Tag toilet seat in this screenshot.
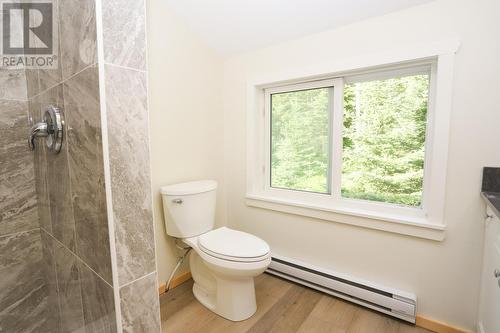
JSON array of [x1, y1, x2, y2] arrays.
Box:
[[198, 227, 270, 263]]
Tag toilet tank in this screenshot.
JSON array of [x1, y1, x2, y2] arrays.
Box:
[[160, 180, 217, 238]]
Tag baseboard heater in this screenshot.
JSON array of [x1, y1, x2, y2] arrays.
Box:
[[266, 255, 417, 323]]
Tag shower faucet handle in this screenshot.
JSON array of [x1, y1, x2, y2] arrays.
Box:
[[28, 122, 48, 150], [28, 105, 64, 154]]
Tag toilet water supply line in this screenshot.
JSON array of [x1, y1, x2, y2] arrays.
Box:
[[166, 239, 191, 292]]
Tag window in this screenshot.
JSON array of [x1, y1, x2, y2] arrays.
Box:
[[341, 70, 430, 207], [247, 51, 456, 239], [266, 66, 431, 209], [271, 86, 332, 194]]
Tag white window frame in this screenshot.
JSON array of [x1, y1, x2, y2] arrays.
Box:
[[246, 39, 459, 241]]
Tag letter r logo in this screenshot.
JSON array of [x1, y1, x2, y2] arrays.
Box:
[[2, 2, 53, 55]]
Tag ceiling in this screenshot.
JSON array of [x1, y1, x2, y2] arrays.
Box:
[[163, 0, 434, 57]]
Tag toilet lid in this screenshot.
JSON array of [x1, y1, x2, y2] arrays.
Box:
[[198, 227, 270, 262]]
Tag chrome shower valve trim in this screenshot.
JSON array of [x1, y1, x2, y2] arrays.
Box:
[[29, 105, 64, 154]]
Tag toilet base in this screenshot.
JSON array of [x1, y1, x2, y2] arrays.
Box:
[[189, 249, 266, 322], [192, 279, 257, 321]]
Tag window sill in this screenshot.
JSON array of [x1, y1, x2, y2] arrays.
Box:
[[245, 193, 446, 241]]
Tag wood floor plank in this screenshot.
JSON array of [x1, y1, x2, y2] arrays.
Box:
[[246, 283, 306, 333], [297, 295, 357, 333], [268, 286, 323, 333], [160, 279, 194, 321], [160, 274, 433, 333], [298, 317, 348, 333], [346, 306, 399, 333], [162, 296, 219, 332]]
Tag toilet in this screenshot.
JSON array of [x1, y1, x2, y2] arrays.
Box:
[[161, 180, 271, 321]]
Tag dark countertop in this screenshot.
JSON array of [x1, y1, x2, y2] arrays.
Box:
[[481, 192, 500, 219], [481, 167, 500, 219]]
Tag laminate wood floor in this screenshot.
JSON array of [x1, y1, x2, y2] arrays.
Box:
[[160, 273, 432, 333]]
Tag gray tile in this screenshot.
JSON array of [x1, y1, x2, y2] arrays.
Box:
[[64, 65, 113, 284], [0, 229, 57, 332], [102, 0, 146, 70], [34, 148, 52, 233], [0, 98, 29, 143], [0, 69, 27, 100], [78, 261, 116, 333], [120, 273, 160, 333], [54, 241, 85, 333], [59, 0, 97, 80], [40, 230, 63, 333], [105, 65, 155, 285], [38, 85, 77, 251], [37, 0, 63, 93], [25, 68, 40, 99], [0, 99, 38, 236]]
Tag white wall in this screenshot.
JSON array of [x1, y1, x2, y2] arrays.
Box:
[[147, 2, 225, 284], [222, 0, 500, 330]]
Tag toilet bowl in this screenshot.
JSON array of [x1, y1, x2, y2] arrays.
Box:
[[184, 227, 270, 321], [161, 180, 271, 321]]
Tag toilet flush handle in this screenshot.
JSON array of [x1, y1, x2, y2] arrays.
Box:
[[172, 198, 183, 204]]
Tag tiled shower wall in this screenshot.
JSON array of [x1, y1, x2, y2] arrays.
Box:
[[25, 0, 160, 331], [27, 0, 116, 331], [0, 69, 55, 331], [100, 0, 161, 330], [0, 0, 159, 331]]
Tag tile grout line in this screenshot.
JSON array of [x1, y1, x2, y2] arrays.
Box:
[[28, 62, 93, 100], [40, 226, 114, 289], [119, 270, 156, 289], [27, 62, 98, 101], [27, 59, 145, 103], [103, 61, 146, 74]]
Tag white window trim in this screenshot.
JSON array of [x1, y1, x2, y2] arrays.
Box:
[[246, 38, 459, 241]]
